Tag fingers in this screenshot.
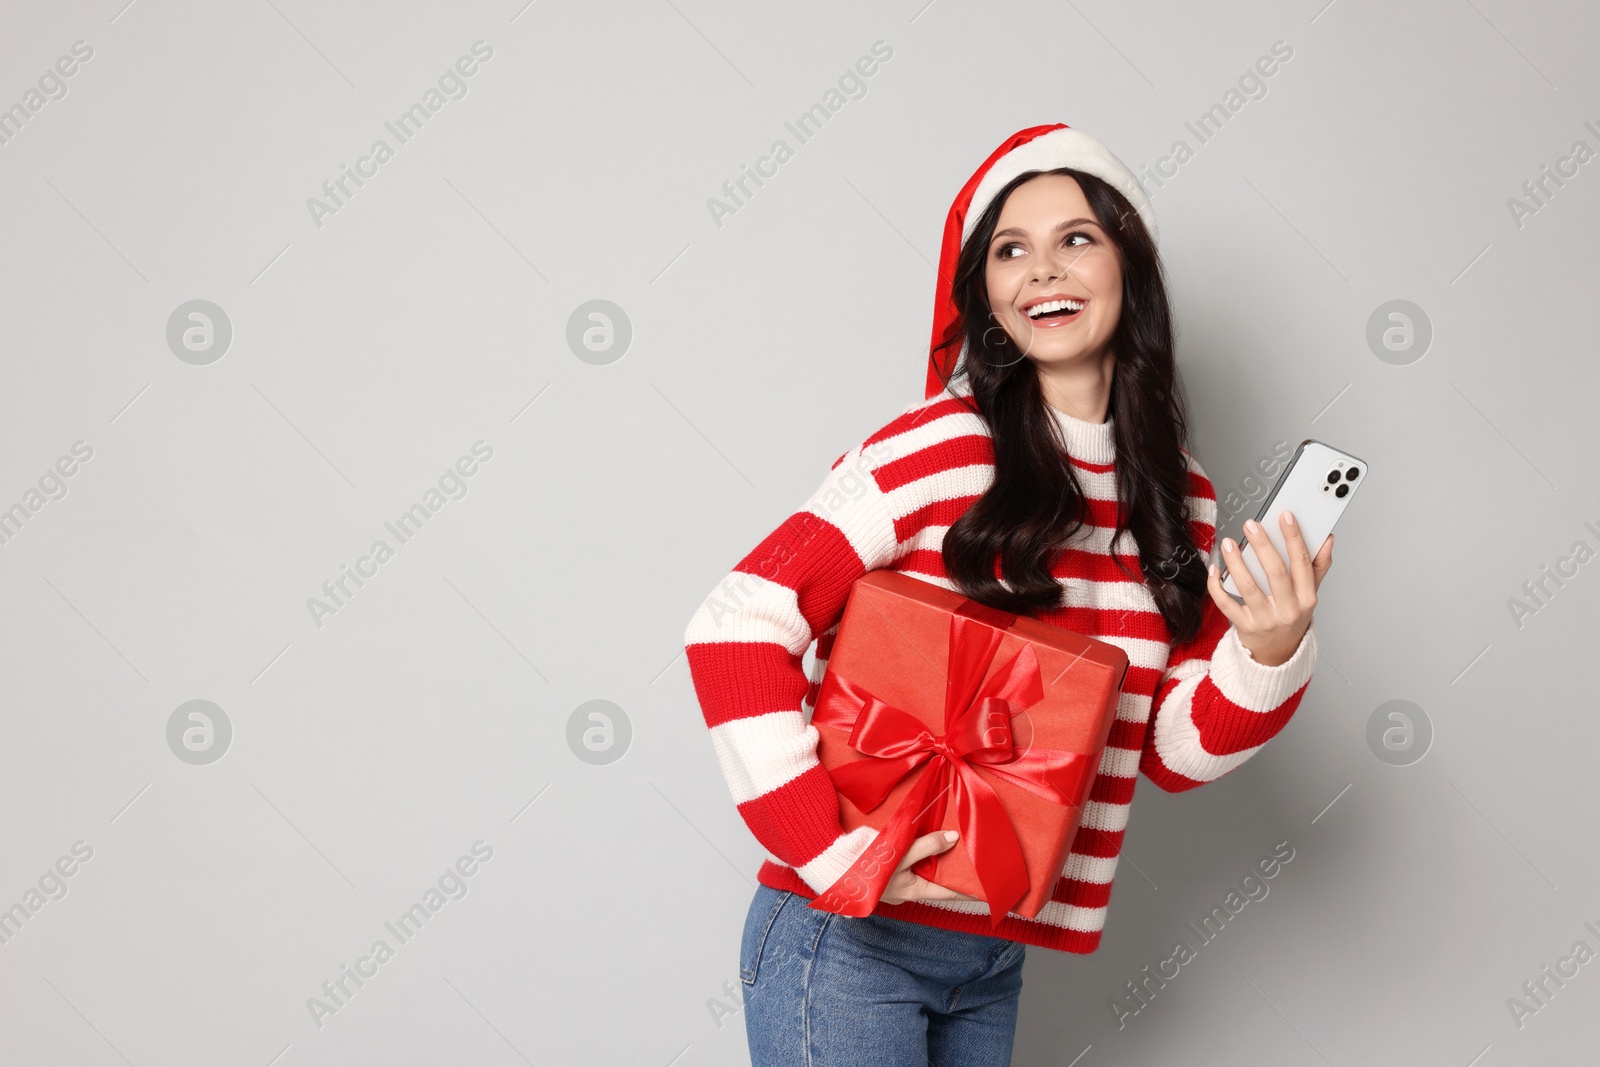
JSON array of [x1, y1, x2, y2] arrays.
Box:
[[1240, 517, 1294, 602], [898, 829, 959, 872], [883, 831, 980, 905], [1205, 560, 1244, 623], [1277, 511, 1317, 602], [884, 873, 981, 905], [880, 870, 912, 904], [882, 831, 958, 904], [917, 878, 983, 902], [1218, 534, 1269, 610], [1310, 532, 1334, 590]]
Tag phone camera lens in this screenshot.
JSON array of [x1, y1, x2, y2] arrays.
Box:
[[1335, 483, 1349, 498], [1345, 466, 1360, 481], [1326, 470, 1341, 485]]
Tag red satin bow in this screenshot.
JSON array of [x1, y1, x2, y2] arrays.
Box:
[[808, 602, 1097, 928]]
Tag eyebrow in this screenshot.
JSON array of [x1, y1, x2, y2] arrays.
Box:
[[990, 217, 1101, 243]]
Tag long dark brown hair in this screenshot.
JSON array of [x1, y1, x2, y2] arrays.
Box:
[[932, 167, 1207, 645]]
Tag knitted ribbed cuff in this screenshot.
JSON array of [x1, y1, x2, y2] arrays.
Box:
[[795, 825, 881, 895], [1209, 623, 1318, 711]]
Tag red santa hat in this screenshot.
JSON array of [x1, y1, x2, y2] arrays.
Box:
[[925, 123, 1158, 400]]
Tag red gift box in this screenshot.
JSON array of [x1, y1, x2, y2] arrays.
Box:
[[808, 569, 1129, 927]]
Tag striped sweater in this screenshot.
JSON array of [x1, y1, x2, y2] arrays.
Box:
[[682, 381, 1318, 953]]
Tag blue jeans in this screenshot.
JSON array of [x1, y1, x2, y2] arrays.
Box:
[[740, 883, 1026, 1066]]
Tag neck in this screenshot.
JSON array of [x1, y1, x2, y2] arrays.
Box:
[[1035, 357, 1114, 425], [942, 368, 1116, 464]]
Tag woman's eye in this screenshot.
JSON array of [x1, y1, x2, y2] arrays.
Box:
[[997, 232, 1092, 259]]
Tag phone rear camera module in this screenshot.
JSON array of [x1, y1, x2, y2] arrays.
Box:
[[1345, 466, 1360, 481], [1335, 483, 1349, 498], [1326, 469, 1341, 485]]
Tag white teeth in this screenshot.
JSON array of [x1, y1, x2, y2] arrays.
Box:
[[1026, 298, 1085, 319]]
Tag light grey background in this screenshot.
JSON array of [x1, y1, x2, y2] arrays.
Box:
[[1, 0, 1595, 1064]]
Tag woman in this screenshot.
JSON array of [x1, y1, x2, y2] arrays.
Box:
[[682, 123, 1333, 1066]]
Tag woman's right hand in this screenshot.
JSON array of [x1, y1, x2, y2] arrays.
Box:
[[879, 830, 985, 905]]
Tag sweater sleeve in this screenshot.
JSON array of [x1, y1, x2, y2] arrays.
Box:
[[683, 436, 901, 894], [1138, 458, 1319, 792]]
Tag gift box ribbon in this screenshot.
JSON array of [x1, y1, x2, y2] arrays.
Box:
[[808, 596, 1100, 928]]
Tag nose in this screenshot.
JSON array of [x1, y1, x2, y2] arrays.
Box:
[[1031, 243, 1068, 285]]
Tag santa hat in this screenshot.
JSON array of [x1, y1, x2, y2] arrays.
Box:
[[925, 123, 1158, 400]]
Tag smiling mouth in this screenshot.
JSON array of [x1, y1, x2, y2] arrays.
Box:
[[1022, 297, 1086, 325]]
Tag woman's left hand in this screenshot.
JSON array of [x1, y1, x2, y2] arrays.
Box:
[[1207, 511, 1333, 667]]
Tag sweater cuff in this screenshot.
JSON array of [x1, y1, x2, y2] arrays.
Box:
[[794, 825, 880, 896], [1210, 623, 1318, 711]]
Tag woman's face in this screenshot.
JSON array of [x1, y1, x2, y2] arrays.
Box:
[[982, 173, 1123, 372]]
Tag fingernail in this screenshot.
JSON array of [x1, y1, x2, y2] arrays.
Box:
[[944, 831, 959, 843], [1283, 511, 1296, 526], [1209, 563, 1218, 578], [1222, 537, 1236, 553], [1244, 519, 1260, 535]]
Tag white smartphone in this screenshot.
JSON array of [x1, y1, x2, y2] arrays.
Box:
[[1221, 439, 1367, 598]]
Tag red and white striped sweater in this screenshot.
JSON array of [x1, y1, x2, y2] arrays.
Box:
[[683, 380, 1318, 953]]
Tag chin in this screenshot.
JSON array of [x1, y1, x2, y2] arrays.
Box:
[[1028, 341, 1096, 364]]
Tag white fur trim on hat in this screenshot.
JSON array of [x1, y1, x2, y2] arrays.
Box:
[[960, 127, 1157, 246]]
